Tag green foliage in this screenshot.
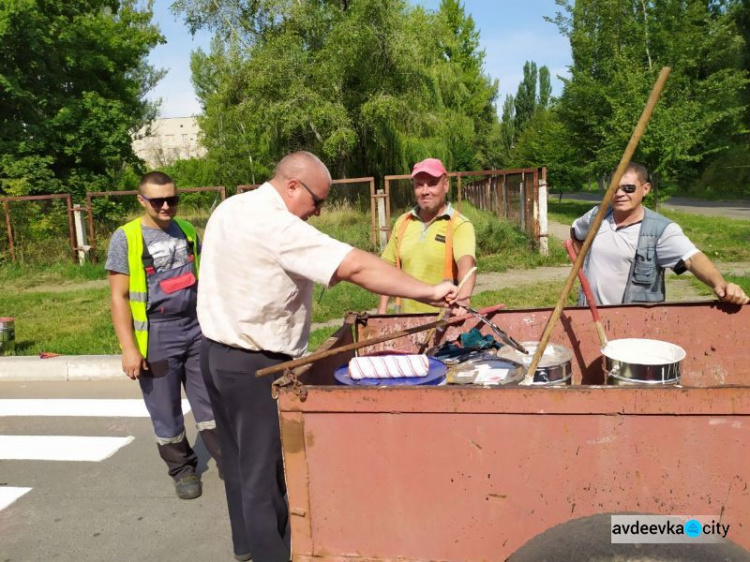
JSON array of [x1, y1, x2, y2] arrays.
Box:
[[0, 1, 164, 197], [549, 0, 749, 188], [172, 0, 501, 182], [514, 61, 538, 132], [162, 157, 223, 189], [690, 144, 750, 198], [499, 61, 557, 176]]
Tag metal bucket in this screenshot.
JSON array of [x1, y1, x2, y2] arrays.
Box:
[[0, 317, 15, 356], [602, 338, 685, 386], [497, 341, 573, 386]]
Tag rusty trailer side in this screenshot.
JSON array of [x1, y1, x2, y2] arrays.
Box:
[[278, 302, 750, 561]]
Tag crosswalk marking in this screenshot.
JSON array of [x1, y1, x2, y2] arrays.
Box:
[[0, 399, 191, 417], [0, 436, 135, 461], [0, 487, 32, 511]]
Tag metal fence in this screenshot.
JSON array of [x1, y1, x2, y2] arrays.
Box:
[[0, 168, 547, 264], [460, 167, 546, 247], [0, 194, 77, 264]]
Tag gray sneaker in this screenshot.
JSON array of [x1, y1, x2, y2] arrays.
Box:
[[174, 474, 201, 500]]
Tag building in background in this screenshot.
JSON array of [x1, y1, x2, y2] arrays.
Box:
[[132, 117, 206, 168]]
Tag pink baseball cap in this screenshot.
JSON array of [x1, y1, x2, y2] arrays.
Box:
[[410, 158, 447, 178]]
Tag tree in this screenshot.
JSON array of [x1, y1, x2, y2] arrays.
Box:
[[173, 0, 501, 185], [514, 61, 538, 132], [499, 62, 553, 169], [499, 94, 516, 164], [0, 1, 164, 196], [539, 66, 552, 108], [438, 0, 501, 169], [550, 0, 748, 190]]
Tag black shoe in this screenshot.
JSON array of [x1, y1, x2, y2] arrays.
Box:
[[234, 554, 251, 561], [174, 474, 202, 500]]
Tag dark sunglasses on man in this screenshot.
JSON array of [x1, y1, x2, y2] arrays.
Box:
[[296, 178, 325, 209], [617, 184, 637, 194], [141, 194, 180, 208]]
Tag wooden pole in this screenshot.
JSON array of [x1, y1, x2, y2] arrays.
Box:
[[522, 67, 671, 384], [256, 309, 476, 378]]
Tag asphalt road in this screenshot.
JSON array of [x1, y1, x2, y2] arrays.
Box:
[[560, 192, 750, 221], [0, 380, 234, 562]]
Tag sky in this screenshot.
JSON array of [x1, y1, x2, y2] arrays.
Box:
[[146, 0, 572, 118]]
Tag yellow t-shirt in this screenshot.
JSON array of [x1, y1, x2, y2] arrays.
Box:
[[381, 205, 476, 313]]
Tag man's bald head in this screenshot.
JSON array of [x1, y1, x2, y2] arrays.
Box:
[[273, 151, 332, 185], [270, 151, 332, 221]]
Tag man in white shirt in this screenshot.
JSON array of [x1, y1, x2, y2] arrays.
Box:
[[197, 151, 457, 562], [571, 162, 748, 306]]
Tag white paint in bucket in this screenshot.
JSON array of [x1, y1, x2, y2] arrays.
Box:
[[601, 338, 686, 365]]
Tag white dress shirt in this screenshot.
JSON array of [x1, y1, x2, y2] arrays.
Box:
[[197, 182, 353, 357]]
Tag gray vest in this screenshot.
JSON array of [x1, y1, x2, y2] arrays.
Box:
[[580, 207, 673, 305]]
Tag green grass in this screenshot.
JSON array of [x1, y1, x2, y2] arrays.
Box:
[[308, 326, 341, 352], [312, 282, 378, 323], [0, 287, 119, 355], [547, 200, 594, 226], [689, 273, 750, 297], [0, 261, 106, 290], [472, 280, 578, 310]]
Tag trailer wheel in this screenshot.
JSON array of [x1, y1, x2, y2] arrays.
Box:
[[507, 514, 750, 562]]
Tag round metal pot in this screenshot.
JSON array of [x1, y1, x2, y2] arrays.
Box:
[[602, 338, 685, 386], [497, 341, 573, 386]]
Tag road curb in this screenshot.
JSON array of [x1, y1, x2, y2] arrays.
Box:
[[0, 355, 123, 381]]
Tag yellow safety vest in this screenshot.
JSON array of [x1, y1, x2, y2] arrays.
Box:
[[120, 218, 200, 357]]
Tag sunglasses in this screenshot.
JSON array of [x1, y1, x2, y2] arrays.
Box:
[[617, 184, 638, 194], [297, 179, 325, 209], [141, 194, 180, 208]]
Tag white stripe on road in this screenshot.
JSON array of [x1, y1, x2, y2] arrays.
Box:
[[0, 487, 32, 511], [0, 436, 135, 461], [0, 399, 191, 417]]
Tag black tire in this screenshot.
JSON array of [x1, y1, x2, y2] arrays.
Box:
[[507, 514, 750, 562]]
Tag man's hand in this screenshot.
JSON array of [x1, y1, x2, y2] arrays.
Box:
[[714, 282, 749, 305], [449, 296, 471, 316], [121, 348, 148, 380], [425, 280, 458, 308]]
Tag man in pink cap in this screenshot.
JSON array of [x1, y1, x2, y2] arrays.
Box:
[[378, 158, 477, 313]]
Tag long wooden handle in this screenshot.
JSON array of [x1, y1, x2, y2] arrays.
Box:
[[256, 308, 466, 378], [522, 67, 671, 384], [257, 302, 505, 378], [565, 239, 608, 349]]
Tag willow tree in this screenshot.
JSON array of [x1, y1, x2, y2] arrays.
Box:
[[173, 0, 500, 185]]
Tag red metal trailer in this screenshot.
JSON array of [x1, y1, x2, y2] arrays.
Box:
[[276, 302, 750, 561]]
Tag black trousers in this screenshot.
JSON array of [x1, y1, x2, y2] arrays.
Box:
[[201, 337, 290, 562]]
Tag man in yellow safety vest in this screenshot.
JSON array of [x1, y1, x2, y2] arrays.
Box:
[[106, 171, 221, 500]]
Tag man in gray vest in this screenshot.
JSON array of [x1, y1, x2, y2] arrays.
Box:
[[570, 162, 748, 306]]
